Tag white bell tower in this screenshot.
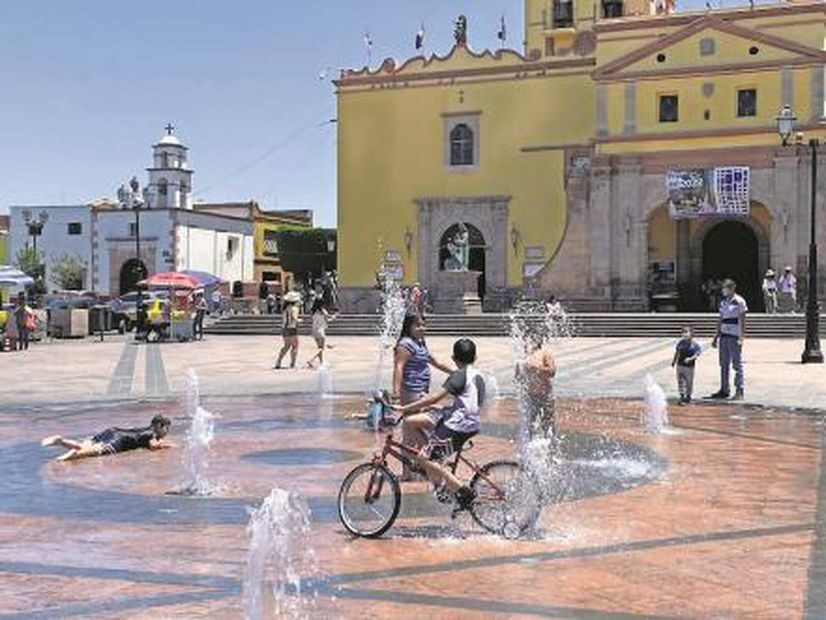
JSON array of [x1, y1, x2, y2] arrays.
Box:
[[146, 124, 194, 209]]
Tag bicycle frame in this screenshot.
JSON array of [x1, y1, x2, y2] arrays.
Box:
[[363, 427, 511, 504]]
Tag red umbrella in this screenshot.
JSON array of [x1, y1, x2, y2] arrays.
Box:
[[138, 272, 201, 290]]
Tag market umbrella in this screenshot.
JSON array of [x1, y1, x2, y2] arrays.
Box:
[[179, 270, 225, 288], [0, 265, 34, 288], [138, 272, 200, 290]]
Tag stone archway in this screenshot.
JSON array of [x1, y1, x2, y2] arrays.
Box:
[[690, 210, 770, 312], [438, 223, 487, 299], [119, 258, 147, 295], [416, 195, 510, 311]]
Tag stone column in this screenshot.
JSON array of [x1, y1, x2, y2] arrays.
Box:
[[676, 219, 691, 309], [588, 157, 613, 306]]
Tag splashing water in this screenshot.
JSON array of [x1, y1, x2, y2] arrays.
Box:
[[318, 364, 333, 398], [643, 374, 669, 433], [181, 404, 217, 496], [185, 367, 200, 419], [372, 275, 407, 390], [243, 488, 317, 620], [483, 372, 502, 401], [175, 368, 218, 496], [507, 300, 571, 502]]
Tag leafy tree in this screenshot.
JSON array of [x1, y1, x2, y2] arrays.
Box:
[[50, 254, 87, 291], [15, 246, 46, 294], [275, 227, 337, 284]]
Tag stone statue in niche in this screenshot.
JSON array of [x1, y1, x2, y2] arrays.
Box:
[[444, 223, 470, 271], [454, 15, 468, 46]]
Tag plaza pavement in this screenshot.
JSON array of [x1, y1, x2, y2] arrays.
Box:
[[1, 333, 824, 411], [1, 333, 825, 618]]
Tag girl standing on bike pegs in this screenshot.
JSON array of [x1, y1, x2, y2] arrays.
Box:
[[393, 338, 485, 510]]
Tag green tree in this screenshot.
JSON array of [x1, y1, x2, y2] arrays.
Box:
[[15, 246, 46, 294], [275, 227, 337, 284], [50, 254, 87, 291]]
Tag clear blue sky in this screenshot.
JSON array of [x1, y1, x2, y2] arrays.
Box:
[[0, 0, 745, 226]]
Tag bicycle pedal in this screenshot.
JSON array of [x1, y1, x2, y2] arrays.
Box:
[[434, 489, 452, 504]]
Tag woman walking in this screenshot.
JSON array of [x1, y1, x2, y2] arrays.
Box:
[[306, 298, 334, 368], [391, 313, 453, 479], [275, 291, 301, 369]]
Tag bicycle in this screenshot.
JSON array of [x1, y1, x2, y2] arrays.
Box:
[[337, 399, 541, 539]]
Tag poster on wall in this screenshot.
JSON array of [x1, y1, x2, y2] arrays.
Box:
[[666, 167, 750, 219]]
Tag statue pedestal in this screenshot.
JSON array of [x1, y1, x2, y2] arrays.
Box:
[[432, 270, 482, 314]]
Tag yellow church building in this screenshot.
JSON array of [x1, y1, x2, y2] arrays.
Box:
[[335, 0, 826, 312]]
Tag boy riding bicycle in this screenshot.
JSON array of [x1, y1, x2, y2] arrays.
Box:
[[393, 338, 485, 510]]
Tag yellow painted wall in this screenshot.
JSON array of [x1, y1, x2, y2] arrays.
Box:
[[338, 1, 825, 291], [338, 72, 594, 287], [600, 64, 823, 152]]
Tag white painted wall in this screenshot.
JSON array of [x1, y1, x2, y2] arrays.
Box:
[[175, 225, 254, 283], [8, 205, 93, 290], [95, 209, 174, 295]]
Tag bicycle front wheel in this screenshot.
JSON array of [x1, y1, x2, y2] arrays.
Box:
[[469, 460, 541, 539], [337, 463, 401, 538]]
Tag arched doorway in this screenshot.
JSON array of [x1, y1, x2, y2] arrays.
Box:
[[439, 223, 486, 299], [119, 259, 147, 295], [702, 221, 761, 311]]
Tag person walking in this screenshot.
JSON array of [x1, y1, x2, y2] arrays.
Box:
[[275, 291, 301, 369], [193, 293, 208, 341], [710, 279, 748, 400], [778, 266, 797, 313], [14, 294, 33, 351], [391, 313, 453, 479], [762, 269, 778, 314], [671, 326, 701, 405], [305, 298, 334, 368]]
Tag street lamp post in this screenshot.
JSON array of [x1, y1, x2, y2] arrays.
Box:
[[22, 210, 49, 290], [776, 107, 823, 364], [802, 139, 823, 363], [118, 177, 148, 340]]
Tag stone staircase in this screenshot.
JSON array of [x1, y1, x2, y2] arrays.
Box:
[[205, 313, 826, 338]]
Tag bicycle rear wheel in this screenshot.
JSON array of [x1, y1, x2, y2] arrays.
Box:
[[469, 460, 541, 539], [338, 463, 401, 538]]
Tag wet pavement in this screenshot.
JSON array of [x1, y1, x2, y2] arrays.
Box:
[[0, 392, 824, 618]]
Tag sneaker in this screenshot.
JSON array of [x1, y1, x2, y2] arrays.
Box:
[[732, 390, 745, 400], [454, 485, 477, 510], [709, 390, 730, 399]]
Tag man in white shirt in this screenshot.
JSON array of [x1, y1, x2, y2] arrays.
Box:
[[711, 279, 748, 400], [761, 269, 777, 314]]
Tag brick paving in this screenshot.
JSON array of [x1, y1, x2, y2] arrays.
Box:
[[0, 334, 824, 618]]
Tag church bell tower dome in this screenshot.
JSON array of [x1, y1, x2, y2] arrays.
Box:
[[146, 124, 194, 210]]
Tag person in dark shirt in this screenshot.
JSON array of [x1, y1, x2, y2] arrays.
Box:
[[671, 326, 702, 405], [41, 415, 173, 462]]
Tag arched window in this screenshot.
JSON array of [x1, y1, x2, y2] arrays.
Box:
[[450, 124, 474, 166], [160, 152, 169, 168]]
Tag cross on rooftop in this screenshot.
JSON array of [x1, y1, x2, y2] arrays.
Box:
[[165, 123, 175, 135]]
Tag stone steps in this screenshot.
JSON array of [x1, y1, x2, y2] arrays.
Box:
[[205, 313, 826, 338]]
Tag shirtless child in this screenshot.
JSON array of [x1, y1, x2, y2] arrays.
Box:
[[515, 332, 557, 440], [41, 415, 173, 462]]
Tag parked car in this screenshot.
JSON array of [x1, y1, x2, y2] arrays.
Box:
[[110, 291, 168, 332]]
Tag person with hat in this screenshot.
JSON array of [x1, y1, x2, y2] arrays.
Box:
[[778, 266, 797, 313], [710, 279, 748, 400], [275, 290, 302, 369], [761, 269, 778, 314]]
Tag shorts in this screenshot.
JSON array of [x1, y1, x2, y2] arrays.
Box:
[[282, 327, 298, 338], [422, 419, 477, 462], [311, 329, 326, 341]]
